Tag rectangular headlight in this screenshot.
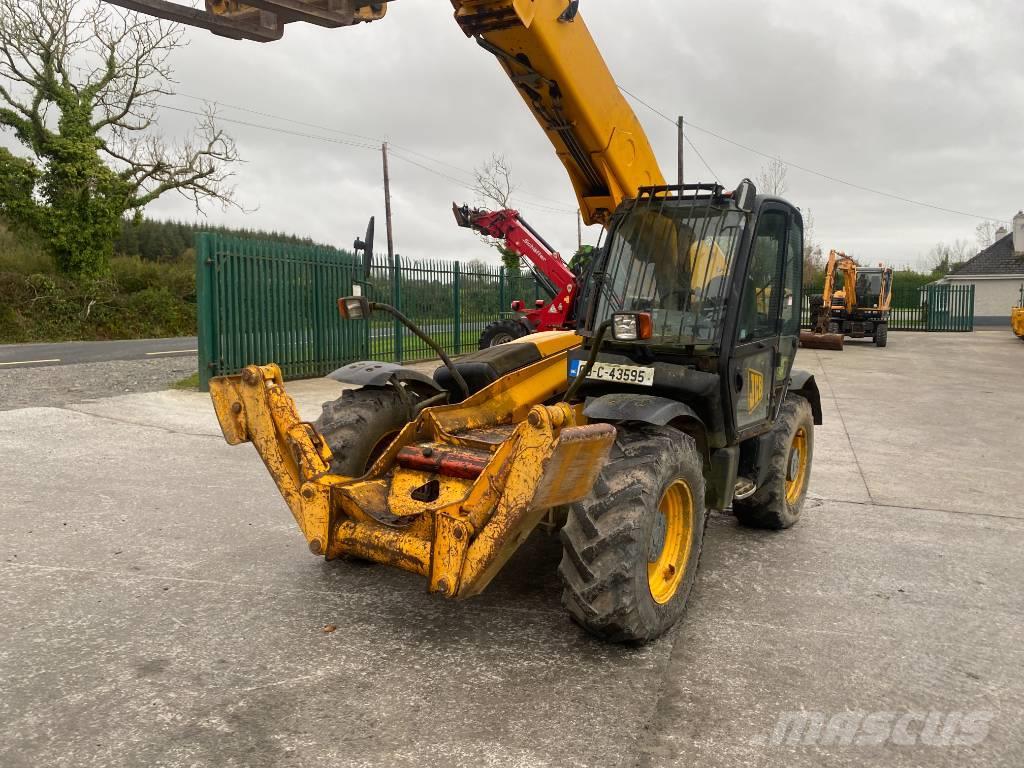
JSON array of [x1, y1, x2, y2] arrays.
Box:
[[612, 313, 638, 340], [611, 312, 653, 341]]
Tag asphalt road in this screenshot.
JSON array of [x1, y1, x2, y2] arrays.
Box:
[[0, 336, 198, 368], [1, 332, 1021, 767]]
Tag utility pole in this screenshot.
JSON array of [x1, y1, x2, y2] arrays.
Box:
[[677, 115, 684, 188], [577, 209, 582, 250], [382, 141, 395, 268]]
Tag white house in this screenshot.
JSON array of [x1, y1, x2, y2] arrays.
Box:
[[938, 211, 1024, 326]]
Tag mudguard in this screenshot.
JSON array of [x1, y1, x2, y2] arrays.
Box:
[[583, 393, 709, 460], [327, 361, 445, 393], [788, 370, 823, 425]]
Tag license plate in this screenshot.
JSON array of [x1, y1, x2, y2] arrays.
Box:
[[568, 359, 655, 386]]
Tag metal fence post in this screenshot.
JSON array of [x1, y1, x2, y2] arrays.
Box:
[[452, 260, 462, 353], [195, 232, 218, 392], [393, 254, 403, 363], [499, 266, 506, 313], [967, 285, 975, 332]]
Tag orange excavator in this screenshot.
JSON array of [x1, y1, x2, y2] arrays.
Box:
[[801, 250, 893, 350]]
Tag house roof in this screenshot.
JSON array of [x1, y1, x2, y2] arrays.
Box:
[[951, 232, 1024, 276]]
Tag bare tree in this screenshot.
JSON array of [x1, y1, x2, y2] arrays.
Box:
[[473, 153, 516, 209], [757, 157, 788, 196], [0, 0, 239, 275], [472, 153, 519, 272], [975, 220, 1000, 250], [801, 208, 825, 284], [928, 239, 972, 276]]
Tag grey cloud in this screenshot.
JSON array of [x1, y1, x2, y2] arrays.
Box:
[[15, 0, 1019, 269]]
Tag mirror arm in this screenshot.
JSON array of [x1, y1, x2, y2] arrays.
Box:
[[561, 320, 612, 404]]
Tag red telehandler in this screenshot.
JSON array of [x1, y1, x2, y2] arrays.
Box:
[[454, 204, 580, 348]]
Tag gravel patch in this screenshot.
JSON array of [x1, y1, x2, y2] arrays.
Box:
[[0, 356, 197, 411]]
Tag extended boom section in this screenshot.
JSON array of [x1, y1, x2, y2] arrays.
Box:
[[209, 335, 615, 599], [104, 0, 665, 224]]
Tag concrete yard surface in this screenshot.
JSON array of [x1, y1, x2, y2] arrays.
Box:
[[1, 332, 1022, 767]]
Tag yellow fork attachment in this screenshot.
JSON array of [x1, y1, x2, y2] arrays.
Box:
[[209, 344, 615, 599]]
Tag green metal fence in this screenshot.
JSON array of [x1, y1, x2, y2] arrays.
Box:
[[196, 233, 551, 390], [800, 284, 974, 332]]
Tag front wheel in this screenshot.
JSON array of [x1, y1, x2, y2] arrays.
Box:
[[874, 323, 888, 347], [559, 425, 707, 643], [478, 318, 530, 349], [314, 387, 415, 477], [734, 395, 814, 529]]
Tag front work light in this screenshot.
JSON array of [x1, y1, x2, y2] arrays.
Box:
[[611, 312, 653, 341], [338, 296, 372, 320]]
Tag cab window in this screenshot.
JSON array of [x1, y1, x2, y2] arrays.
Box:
[[737, 210, 787, 343]]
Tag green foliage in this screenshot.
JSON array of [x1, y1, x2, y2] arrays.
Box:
[[171, 372, 200, 390], [1, 91, 133, 277], [0, 0, 238, 278], [497, 244, 520, 275], [0, 243, 197, 343], [0, 148, 40, 228], [806, 266, 937, 294], [113, 217, 327, 262]]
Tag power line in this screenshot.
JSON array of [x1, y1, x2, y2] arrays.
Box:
[[160, 103, 578, 217], [617, 86, 718, 181], [160, 104, 380, 151], [171, 91, 578, 212], [618, 84, 1011, 226]]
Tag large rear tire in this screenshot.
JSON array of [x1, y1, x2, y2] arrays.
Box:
[[478, 318, 529, 349], [559, 425, 707, 643], [314, 388, 412, 476], [734, 396, 814, 529]]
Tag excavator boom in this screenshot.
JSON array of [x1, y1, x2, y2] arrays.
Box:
[[106, 0, 665, 224]]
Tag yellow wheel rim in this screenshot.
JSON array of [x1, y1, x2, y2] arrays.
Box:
[[785, 427, 809, 504], [647, 480, 695, 605]]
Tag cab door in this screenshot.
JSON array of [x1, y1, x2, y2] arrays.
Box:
[[729, 205, 803, 436]]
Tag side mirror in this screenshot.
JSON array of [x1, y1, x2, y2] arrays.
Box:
[[353, 216, 375, 277], [733, 179, 757, 212], [338, 296, 372, 320]]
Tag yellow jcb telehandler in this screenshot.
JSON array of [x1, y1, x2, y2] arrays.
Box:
[[111, 0, 822, 642]]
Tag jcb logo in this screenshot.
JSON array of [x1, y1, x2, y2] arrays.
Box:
[[747, 369, 765, 413]]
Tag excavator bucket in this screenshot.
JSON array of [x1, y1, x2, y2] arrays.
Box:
[[104, 0, 391, 42], [799, 330, 844, 351]]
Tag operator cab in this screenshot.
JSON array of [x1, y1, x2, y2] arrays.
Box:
[[570, 181, 809, 446], [853, 268, 891, 310]]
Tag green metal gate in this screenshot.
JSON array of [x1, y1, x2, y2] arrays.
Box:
[[800, 284, 974, 333], [195, 233, 366, 390], [196, 233, 551, 390], [922, 284, 974, 332]]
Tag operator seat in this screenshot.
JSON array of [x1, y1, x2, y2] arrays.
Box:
[[434, 342, 542, 397]]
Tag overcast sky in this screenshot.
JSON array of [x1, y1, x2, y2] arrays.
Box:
[[139, 0, 1024, 269]]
